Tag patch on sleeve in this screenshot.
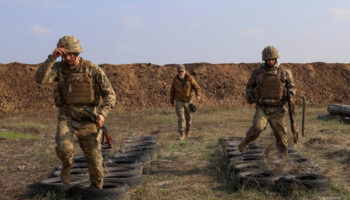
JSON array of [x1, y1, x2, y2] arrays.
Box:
[[102, 75, 112, 87]]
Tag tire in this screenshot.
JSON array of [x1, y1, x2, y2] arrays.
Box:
[[124, 137, 157, 144], [104, 166, 139, 173], [247, 143, 261, 150], [101, 147, 112, 157], [55, 162, 88, 170], [104, 169, 139, 177], [227, 154, 264, 163], [243, 149, 263, 155], [238, 170, 279, 189], [125, 147, 159, 160], [36, 176, 85, 192], [294, 158, 312, 164], [51, 168, 89, 177], [295, 174, 331, 191], [113, 152, 151, 164], [232, 161, 265, 177], [104, 158, 143, 169], [225, 147, 237, 153], [125, 142, 160, 151], [104, 174, 143, 189], [125, 140, 158, 146], [223, 141, 240, 148], [229, 158, 266, 168], [74, 156, 87, 163], [73, 180, 129, 200], [226, 151, 242, 159]]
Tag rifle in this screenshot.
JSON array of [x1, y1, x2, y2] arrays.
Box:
[[85, 109, 113, 148], [287, 92, 298, 144]]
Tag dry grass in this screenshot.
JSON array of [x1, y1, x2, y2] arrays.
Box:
[[1, 106, 350, 199]]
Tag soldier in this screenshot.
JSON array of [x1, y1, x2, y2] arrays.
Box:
[[238, 46, 296, 158], [170, 64, 201, 141], [35, 36, 116, 189]]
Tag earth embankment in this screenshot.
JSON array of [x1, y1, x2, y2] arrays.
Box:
[[1, 62, 350, 112]]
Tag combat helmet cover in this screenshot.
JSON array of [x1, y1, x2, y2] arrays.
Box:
[[57, 35, 82, 53], [262, 46, 280, 61]]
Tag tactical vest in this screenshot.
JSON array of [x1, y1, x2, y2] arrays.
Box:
[[260, 67, 285, 105], [56, 62, 95, 106]]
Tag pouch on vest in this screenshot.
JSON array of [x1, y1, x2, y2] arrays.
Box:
[[65, 72, 95, 104], [260, 71, 284, 105]]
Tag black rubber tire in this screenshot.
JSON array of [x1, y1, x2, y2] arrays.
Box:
[[232, 161, 265, 177], [218, 137, 244, 145], [238, 170, 279, 189], [126, 140, 158, 146], [223, 141, 240, 148], [74, 156, 87, 163], [294, 158, 312, 164], [247, 142, 261, 150], [104, 159, 143, 169], [125, 142, 160, 151], [101, 147, 111, 156], [113, 152, 151, 164], [225, 147, 238, 153], [103, 166, 138, 173], [226, 151, 242, 159], [104, 169, 139, 177], [228, 154, 264, 163], [243, 149, 263, 155], [73, 180, 129, 200], [104, 174, 143, 189], [51, 168, 89, 177], [229, 158, 266, 167], [227, 151, 264, 160], [125, 147, 159, 160], [36, 176, 85, 192], [54, 162, 88, 170], [295, 174, 331, 191]]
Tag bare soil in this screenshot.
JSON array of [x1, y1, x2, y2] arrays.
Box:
[[1, 107, 350, 199], [1, 62, 350, 112]]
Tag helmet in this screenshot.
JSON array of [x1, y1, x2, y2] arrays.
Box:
[[262, 46, 280, 61], [57, 35, 82, 53]]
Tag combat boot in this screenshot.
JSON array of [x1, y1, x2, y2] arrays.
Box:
[[238, 140, 248, 152], [61, 163, 71, 185], [185, 129, 191, 138], [178, 132, 185, 141]]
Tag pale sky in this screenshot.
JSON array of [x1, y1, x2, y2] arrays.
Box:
[[1, 0, 350, 65]]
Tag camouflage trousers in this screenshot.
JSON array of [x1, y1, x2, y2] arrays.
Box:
[[55, 111, 103, 188], [240, 105, 288, 154], [175, 101, 192, 134]]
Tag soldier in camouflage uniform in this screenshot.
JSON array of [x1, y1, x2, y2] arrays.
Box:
[[170, 64, 201, 141], [238, 46, 296, 157], [35, 36, 116, 189]]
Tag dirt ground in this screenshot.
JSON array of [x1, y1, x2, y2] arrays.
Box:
[[1, 62, 350, 112], [1, 61, 350, 199], [1, 107, 350, 200]]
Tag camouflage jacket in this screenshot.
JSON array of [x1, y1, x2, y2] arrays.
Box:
[[170, 74, 201, 103], [35, 55, 116, 118], [246, 63, 296, 108]]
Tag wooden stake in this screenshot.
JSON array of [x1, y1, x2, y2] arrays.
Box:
[[302, 96, 306, 137]]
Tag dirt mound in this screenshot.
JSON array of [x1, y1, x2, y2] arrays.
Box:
[[1, 62, 350, 113]]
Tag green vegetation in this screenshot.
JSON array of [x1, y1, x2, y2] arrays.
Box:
[[0, 131, 36, 139], [2, 106, 350, 199]]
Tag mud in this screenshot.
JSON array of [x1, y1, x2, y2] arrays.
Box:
[[1, 62, 350, 112]]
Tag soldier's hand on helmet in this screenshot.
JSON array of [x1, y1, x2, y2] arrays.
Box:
[[96, 114, 105, 128], [52, 45, 67, 59], [196, 95, 201, 102]]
